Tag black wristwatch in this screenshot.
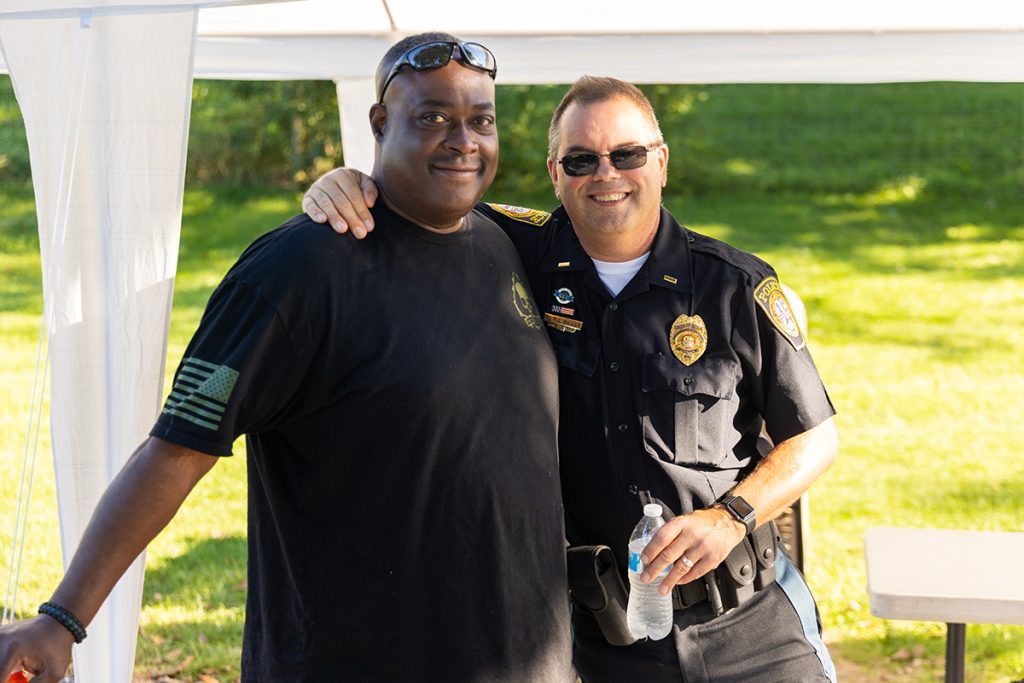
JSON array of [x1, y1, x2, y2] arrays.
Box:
[[719, 495, 756, 535]]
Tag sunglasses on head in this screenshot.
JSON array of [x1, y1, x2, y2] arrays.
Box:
[[557, 142, 662, 177], [377, 41, 498, 103]]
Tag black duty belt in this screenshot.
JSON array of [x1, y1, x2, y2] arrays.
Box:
[[567, 520, 784, 647], [672, 578, 710, 609]]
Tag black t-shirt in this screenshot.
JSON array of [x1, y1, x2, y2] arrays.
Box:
[[151, 204, 572, 682], [479, 202, 836, 571]]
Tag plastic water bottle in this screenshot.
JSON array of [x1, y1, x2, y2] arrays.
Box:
[[626, 503, 674, 640]]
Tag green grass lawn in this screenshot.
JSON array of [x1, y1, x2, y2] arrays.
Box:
[[1, 181, 1022, 682]]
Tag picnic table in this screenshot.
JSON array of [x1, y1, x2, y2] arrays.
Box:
[[864, 526, 1024, 683]]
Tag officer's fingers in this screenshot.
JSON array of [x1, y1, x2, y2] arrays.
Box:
[[658, 554, 714, 595], [358, 172, 380, 210], [302, 187, 348, 233], [348, 186, 375, 237], [640, 518, 686, 564], [325, 183, 375, 239], [301, 192, 329, 225], [320, 169, 376, 237], [641, 529, 693, 583]]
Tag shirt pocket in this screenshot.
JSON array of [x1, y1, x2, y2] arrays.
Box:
[[640, 352, 739, 467], [553, 337, 600, 377]]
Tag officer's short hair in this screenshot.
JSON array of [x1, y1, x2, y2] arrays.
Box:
[[548, 76, 664, 160], [376, 31, 462, 102]]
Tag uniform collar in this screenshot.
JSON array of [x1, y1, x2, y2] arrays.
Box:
[[540, 205, 693, 295], [645, 205, 694, 294], [539, 205, 590, 273]]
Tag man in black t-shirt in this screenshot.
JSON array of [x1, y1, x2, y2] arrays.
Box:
[[304, 77, 840, 682], [0, 33, 573, 683]]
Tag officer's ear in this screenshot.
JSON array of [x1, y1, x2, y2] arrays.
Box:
[[656, 143, 669, 188], [547, 156, 560, 199], [370, 103, 387, 141]]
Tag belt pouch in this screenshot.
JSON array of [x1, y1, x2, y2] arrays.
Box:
[[751, 520, 780, 590], [717, 537, 756, 610], [566, 545, 638, 647]]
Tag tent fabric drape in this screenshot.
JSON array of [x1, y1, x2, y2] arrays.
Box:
[[335, 77, 375, 174], [0, 8, 199, 681]]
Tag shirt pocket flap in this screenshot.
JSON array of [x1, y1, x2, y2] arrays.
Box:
[[554, 338, 601, 378], [641, 353, 737, 400]]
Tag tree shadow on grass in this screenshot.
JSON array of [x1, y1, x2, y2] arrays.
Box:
[[137, 535, 248, 681], [143, 535, 247, 610], [134, 617, 243, 683], [830, 625, 1024, 683], [668, 190, 1024, 360], [898, 478, 1024, 529], [672, 191, 1024, 275]]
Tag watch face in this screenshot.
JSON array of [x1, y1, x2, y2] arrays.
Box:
[[728, 496, 755, 519]]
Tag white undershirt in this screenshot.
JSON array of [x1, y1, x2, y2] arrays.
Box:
[[591, 252, 651, 298]]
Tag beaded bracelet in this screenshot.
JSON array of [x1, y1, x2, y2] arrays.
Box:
[[38, 601, 87, 643]]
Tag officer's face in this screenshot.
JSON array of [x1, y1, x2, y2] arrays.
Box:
[[547, 96, 668, 245], [371, 61, 498, 231]]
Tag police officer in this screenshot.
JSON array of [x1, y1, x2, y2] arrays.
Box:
[[304, 75, 839, 683]]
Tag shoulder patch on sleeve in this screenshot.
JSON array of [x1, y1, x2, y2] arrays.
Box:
[[161, 357, 240, 431], [487, 203, 551, 226], [753, 277, 806, 350]]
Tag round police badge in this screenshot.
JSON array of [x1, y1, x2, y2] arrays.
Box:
[[669, 314, 708, 366], [553, 287, 574, 305]]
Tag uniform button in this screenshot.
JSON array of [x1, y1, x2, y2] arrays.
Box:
[[683, 376, 694, 386], [608, 302, 619, 311], [628, 484, 639, 495], [617, 423, 629, 433], [609, 361, 620, 371]]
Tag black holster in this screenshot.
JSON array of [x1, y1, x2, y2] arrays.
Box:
[[566, 545, 638, 646]]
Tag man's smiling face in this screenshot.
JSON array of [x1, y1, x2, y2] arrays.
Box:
[[548, 95, 667, 246], [374, 59, 498, 231]]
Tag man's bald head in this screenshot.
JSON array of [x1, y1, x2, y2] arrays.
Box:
[[375, 31, 462, 102]]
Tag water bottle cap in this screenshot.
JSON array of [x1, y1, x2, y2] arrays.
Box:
[[643, 503, 663, 518]]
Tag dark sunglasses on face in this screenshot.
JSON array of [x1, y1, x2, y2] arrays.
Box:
[[557, 143, 662, 177], [377, 41, 498, 103]]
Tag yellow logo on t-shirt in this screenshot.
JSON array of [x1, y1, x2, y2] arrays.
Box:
[[512, 272, 542, 329]]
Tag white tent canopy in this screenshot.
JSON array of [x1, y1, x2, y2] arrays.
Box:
[[190, 0, 1024, 81], [6, 1, 1024, 170], [1, 1, 1023, 681], [197, 0, 1024, 172]]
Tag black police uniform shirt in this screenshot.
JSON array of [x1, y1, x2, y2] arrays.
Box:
[[479, 202, 836, 574], [150, 203, 573, 682]]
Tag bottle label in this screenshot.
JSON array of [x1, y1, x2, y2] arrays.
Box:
[[622, 548, 638, 573], [629, 549, 644, 573]]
